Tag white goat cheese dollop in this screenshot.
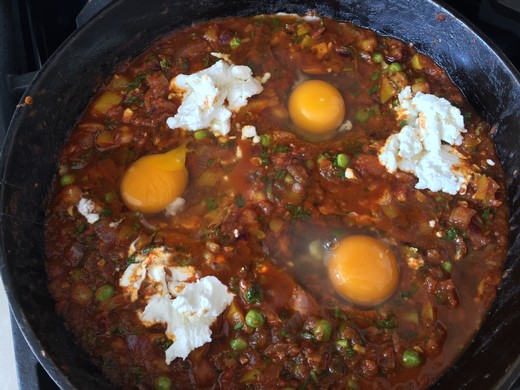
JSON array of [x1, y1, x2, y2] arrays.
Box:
[[166, 58, 263, 136], [378, 86, 471, 194], [77, 198, 100, 224], [119, 245, 234, 363]]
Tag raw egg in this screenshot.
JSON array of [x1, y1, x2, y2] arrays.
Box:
[[120, 143, 189, 214], [288, 80, 345, 134], [326, 235, 399, 307]]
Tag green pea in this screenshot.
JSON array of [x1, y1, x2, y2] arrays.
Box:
[[355, 109, 370, 123], [313, 319, 333, 342], [335, 153, 350, 168], [402, 349, 422, 367], [194, 129, 208, 140], [95, 284, 115, 302], [103, 192, 117, 203], [230, 337, 248, 351], [260, 134, 271, 147], [389, 62, 403, 72], [372, 52, 383, 63], [441, 261, 453, 273], [60, 173, 75, 186], [245, 309, 265, 328], [230, 37, 242, 49], [154, 375, 172, 390]]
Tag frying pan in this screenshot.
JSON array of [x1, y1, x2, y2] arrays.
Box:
[[1, 0, 519, 388]]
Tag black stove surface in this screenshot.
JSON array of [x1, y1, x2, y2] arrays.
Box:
[[1, 0, 519, 389]]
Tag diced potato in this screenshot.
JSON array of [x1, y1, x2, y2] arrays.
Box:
[[411, 53, 425, 70], [380, 76, 394, 103], [92, 91, 122, 115], [96, 131, 115, 149], [300, 35, 315, 49], [357, 37, 376, 53]]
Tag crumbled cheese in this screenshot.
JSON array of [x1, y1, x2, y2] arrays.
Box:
[[259, 72, 271, 84], [378, 86, 471, 195], [241, 125, 261, 144], [338, 120, 353, 132], [486, 159, 496, 166], [141, 276, 234, 362], [109, 218, 123, 228], [119, 246, 175, 301], [166, 59, 263, 136], [165, 197, 186, 217], [344, 168, 357, 180], [236, 145, 243, 159], [77, 198, 100, 224], [119, 245, 233, 363]]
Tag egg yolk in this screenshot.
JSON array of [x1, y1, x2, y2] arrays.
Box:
[[288, 80, 345, 134], [326, 235, 399, 307], [120, 143, 189, 214]]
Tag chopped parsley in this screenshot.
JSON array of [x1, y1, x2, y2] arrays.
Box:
[[245, 284, 264, 303], [286, 204, 310, 219]]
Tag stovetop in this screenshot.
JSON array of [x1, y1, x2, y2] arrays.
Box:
[[0, 0, 519, 389]]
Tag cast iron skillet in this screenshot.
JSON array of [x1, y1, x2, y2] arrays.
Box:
[[1, 0, 519, 388]]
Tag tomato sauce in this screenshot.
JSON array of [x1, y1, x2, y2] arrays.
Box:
[[45, 14, 509, 389]]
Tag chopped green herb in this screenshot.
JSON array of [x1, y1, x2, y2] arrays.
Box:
[[286, 204, 310, 219], [100, 208, 112, 217], [368, 84, 379, 96], [274, 169, 288, 180], [230, 37, 242, 49], [399, 120, 408, 127], [246, 284, 264, 303], [159, 58, 171, 72], [443, 227, 459, 241], [117, 89, 135, 104], [127, 253, 138, 264], [270, 17, 282, 30], [273, 144, 289, 153], [260, 151, 270, 165], [377, 317, 397, 329], [205, 198, 218, 211], [235, 196, 246, 208], [180, 58, 190, 71], [481, 207, 495, 223], [126, 74, 146, 91], [370, 71, 380, 81]]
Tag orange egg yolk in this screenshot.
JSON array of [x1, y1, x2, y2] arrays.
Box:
[[288, 80, 345, 134], [326, 235, 399, 307], [120, 143, 189, 214]]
